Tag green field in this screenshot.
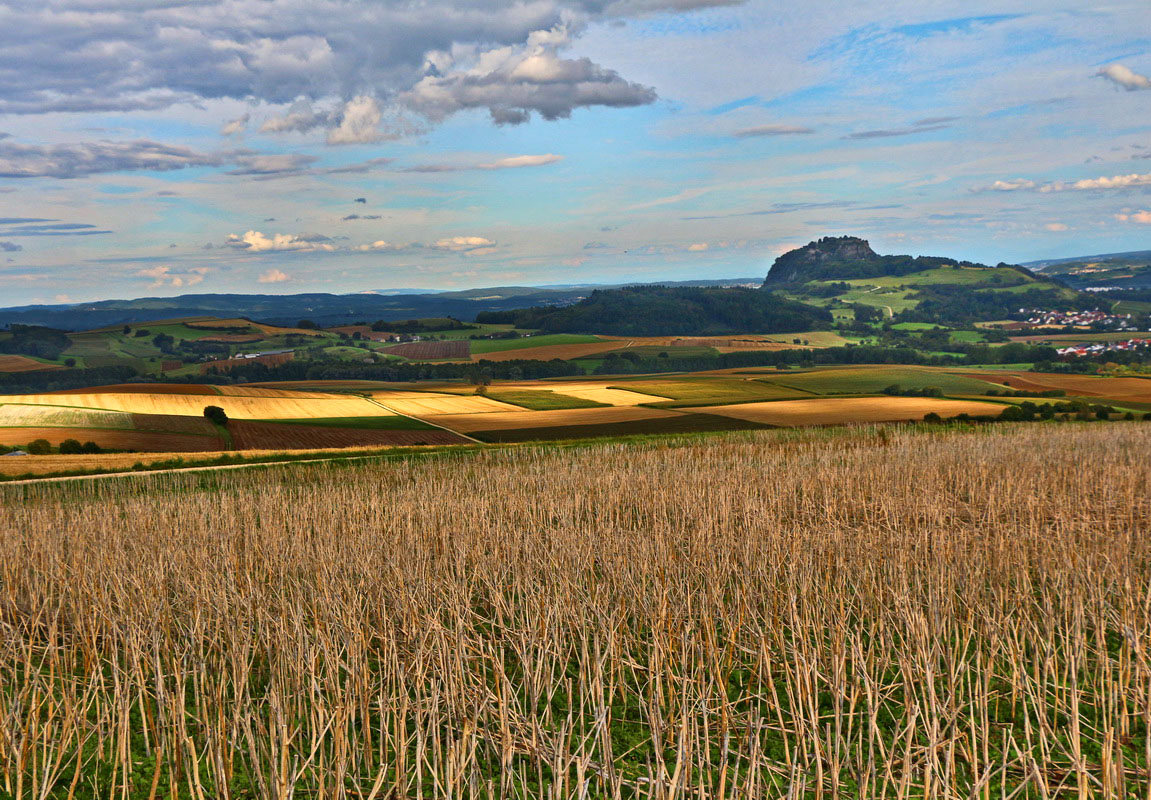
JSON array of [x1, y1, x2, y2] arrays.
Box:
[[764, 366, 1003, 395], [470, 333, 603, 354], [484, 390, 610, 410], [0, 403, 136, 429]]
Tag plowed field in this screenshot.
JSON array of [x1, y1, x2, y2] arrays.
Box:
[[0, 428, 222, 452], [228, 421, 470, 450], [384, 341, 470, 360], [0, 356, 60, 373]]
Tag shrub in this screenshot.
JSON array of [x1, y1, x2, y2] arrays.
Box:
[[26, 439, 52, 455], [58, 439, 84, 455], [81, 441, 103, 454], [203, 405, 229, 426]]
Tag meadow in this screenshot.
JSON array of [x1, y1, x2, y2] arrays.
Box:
[[1, 424, 1148, 798]]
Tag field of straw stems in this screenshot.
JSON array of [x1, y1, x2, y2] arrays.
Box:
[[1, 424, 1149, 799]]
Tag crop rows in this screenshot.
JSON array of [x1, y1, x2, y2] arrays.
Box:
[[1, 424, 1148, 798]]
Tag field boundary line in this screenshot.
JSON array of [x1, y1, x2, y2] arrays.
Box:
[[362, 396, 484, 444]]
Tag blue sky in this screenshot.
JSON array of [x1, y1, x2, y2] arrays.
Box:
[[1, 0, 1150, 304]]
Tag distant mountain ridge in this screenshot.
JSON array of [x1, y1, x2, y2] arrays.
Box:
[[0, 278, 761, 331]]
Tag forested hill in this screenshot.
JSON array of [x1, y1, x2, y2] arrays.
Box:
[[475, 285, 832, 336], [762, 236, 1049, 285]]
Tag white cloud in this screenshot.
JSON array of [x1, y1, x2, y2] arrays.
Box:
[[1116, 210, 1151, 224], [687, 242, 710, 251], [432, 236, 497, 253], [1098, 63, 1151, 91], [136, 265, 209, 288], [356, 240, 401, 251], [477, 154, 564, 170], [1041, 173, 1151, 192], [981, 179, 1036, 192], [326, 96, 384, 145], [1044, 223, 1068, 232], [227, 154, 318, 177], [258, 268, 291, 283], [226, 230, 335, 252]]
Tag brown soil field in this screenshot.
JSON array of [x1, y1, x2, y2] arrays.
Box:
[[383, 340, 470, 360], [429, 405, 681, 433], [199, 334, 263, 343], [50, 383, 223, 395], [471, 342, 623, 362], [0, 391, 396, 420], [228, 421, 470, 450], [0, 427, 223, 452], [0, 355, 61, 373], [963, 371, 1151, 400], [130, 413, 219, 435], [371, 391, 522, 416], [699, 397, 1006, 426], [202, 351, 295, 373], [186, 318, 326, 337]]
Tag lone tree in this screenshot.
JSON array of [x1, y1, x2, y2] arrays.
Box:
[[203, 405, 228, 426]]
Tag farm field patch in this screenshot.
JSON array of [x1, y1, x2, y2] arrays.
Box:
[[765, 366, 1002, 395], [469, 334, 602, 354], [0, 427, 222, 452], [0, 355, 61, 372], [370, 391, 522, 416], [428, 405, 680, 433], [471, 412, 770, 442], [0, 403, 135, 430], [700, 396, 1006, 426], [0, 391, 395, 419], [483, 390, 609, 411], [608, 377, 809, 407], [228, 421, 468, 450], [471, 341, 623, 362], [52, 383, 222, 395], [960, 371, 1151, 400], [383, 340, 470, 360]]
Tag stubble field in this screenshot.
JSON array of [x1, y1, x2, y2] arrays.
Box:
[[1, 424, 1148, 798]]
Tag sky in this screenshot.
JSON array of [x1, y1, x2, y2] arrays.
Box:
[[1, 0, 1150, 305]]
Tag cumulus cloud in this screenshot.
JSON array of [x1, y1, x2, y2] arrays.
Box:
[[1098, 64, 1151, 91], [0, 0, 719, 136], [226, 230, 336, 252], [400, 26, 655, 124], [1115, 210, 1151, 224], [0, 139, 223, 178], [136, 265, 208, 289], [1042, 173, 1151, 192], [356, 240, 402, 251], [687, 242, 710, 251], [432, 236, 497, 253], [981, 179, 1037, 192], [1044, 223, 1068, 232], [258, 268, 292, 283], [733, 124, 815, 137]]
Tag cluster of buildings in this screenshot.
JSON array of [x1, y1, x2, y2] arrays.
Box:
[[1056, 339, 1151, 357], [1019, 308, 1136, 329]]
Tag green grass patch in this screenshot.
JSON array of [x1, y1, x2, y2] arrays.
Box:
[[765, 367, 1002, 396]]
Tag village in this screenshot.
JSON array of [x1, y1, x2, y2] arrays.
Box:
[[1018, 308, 1138, 329], [1056, 338, 1151, 357]]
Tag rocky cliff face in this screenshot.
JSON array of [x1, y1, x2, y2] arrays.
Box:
[[763, 237, 879, 284]]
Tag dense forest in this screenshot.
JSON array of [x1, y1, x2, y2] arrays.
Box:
[[476, 286, 831, 335]]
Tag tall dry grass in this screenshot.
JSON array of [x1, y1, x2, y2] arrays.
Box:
[[0, 424, 1148, 798]]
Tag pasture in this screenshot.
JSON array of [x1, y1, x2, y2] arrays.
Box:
[[2, 425, 1147, 797]]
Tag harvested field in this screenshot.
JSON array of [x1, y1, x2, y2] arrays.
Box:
[[371, 391, 522, 416], [0, 427, 221, 452], [130, 413, 218, 435], [609, 377, 808, 406], [471, 412, 769, 442], [213, 386, 340, 399], [0, 391, 395, 420], [540, 384, 669, 405], [199, 334, 263, 343], [0, 355, 61, 372], [186, 318, 326, 337], [383, 340, 470, 360], [700, 396, 1007, 426], [0, 403, 135, 430], [51, 383, 222, 395], [471, 341, 622, 362], [483, 390, 609, 411], [228, 421, 469, 450], [5, 426, 1146, 796], [202, 351, 295, 373], [962, 370, 1151, 400], [766, 366, 1002, 395], [429, 405, 680, 433]]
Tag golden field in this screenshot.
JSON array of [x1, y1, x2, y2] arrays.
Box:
[[428, 404, 681, 432], [0, 390, 396, 420], [700, 396, 1006, 426], [1, 425, 1147, 797]]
